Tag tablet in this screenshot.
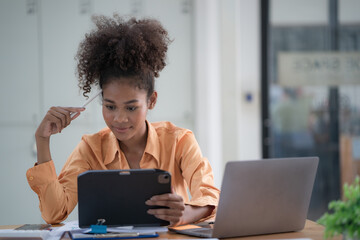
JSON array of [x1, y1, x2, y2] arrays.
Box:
[[77, 169, 171, 228]]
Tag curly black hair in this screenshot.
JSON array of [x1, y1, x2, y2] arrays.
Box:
[[76, 14, 171, 98]]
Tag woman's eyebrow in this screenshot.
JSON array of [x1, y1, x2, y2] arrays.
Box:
[[124, 99, 139, 104], [103, 98, 139, 104], [103, 98, 115, 103]]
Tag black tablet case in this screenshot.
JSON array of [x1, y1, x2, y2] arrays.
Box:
[[77, 169, 171, 228]]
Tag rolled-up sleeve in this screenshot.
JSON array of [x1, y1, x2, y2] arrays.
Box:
[[175, 132, 220, 220], [26, 140, 92, 224]]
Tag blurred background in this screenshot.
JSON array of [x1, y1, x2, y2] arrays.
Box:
[[0, 0, 359, 225]]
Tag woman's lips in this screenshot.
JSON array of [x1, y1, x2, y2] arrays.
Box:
[[113, 126, 130, 133]]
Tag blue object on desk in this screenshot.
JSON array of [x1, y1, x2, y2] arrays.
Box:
[[67, 231, 159, 240], [89, 224, 107, 234]]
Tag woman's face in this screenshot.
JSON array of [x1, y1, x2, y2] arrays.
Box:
[[102, 79, 157, 144]]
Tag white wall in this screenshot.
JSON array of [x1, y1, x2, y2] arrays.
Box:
[[195, 0, 262, 188], [194, 0, 223, 187], [0, 0, 43, 224], [235, 0, 261, 161]]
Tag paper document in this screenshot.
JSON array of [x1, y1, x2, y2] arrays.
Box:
[[47, 220, 168, 239]]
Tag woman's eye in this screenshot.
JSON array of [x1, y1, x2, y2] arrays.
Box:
[[106, 105, 115, 110], [127, 106, 137, 112]]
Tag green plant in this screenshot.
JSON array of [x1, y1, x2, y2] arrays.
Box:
[[317, 176, 360, 239]]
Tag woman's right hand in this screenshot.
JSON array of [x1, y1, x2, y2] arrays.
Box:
[[35, 107, 85, 139]]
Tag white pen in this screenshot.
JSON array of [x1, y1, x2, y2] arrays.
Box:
[[70, 90, 102, 118]]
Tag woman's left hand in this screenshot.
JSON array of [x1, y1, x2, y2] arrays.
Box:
[[145, 188, 185, 226]]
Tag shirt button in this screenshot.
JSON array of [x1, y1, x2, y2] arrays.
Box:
[[29, 176, 34, 181]]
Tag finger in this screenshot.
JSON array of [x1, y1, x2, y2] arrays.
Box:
[[150, 213, 182, 225], [49, 108, 67, 129], [146, 199, 185, 211], [148, 193, 183, 202], [71, 112, 81, 120], [52, 116, 63, 134], [49, 119, 62, 134], [44, 111, 64, 134], [55, 107, 73, 127], [47, 122, 58, 135], [48, 107, 75, 131], [57, 107, 85, 125], [169, 221, 181, 227], [147, 208, 183, 217], [62, 107, 86, 112], [64, 107, 85, 117]]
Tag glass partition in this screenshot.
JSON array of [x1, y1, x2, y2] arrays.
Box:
[[265, 0, 360, 220]]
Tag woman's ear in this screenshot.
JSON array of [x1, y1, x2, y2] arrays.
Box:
[[148, 91, 157, 110]]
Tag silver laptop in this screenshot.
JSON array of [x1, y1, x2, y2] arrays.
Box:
[[169, 157, 319, 238]]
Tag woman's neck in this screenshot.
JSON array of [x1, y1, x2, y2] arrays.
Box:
[[119, 121, 148, 168]]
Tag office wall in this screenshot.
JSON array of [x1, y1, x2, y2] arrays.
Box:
[[0, 0, 262, 224], [220, 0, 261, 163], [0, 0, 43, 225]]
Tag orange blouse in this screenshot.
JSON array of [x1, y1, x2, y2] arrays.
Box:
[[26, 121, 220, 224]]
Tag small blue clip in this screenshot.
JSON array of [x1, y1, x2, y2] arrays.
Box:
[[89, 219, 107, 234]]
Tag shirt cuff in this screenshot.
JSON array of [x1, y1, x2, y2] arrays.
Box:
[[26, 160, 57, 194], [187, 195, 218, 207]]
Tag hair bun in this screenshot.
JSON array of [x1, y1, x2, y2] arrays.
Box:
[[76, 14, 171, 97]]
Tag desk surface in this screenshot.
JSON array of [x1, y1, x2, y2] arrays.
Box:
[[0, 220, 340, 240], [159, 220, 339, 240]]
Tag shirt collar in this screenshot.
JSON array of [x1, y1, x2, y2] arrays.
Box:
[[144, 120, 160, 164], [104, 130, 121, 166], [103, 120, 160, 166]]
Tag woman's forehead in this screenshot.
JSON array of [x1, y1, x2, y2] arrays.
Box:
[[102, 81, 148, 103]]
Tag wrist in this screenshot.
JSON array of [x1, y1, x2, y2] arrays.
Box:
[[35, 134, 52, 164], [182, 205, 213, 225], [35, 134, 50, 143]]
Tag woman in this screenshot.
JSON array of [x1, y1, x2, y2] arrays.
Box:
[[27, 14, 219, 226]]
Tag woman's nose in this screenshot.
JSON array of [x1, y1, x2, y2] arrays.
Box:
[[114, 111, 128, 123]]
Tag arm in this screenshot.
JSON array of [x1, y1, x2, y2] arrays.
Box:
[[182, 205, 214, 224], [35, 106, 84, 164], [27, 140, 93, 224], [146, 188, 214, 226], [146, 131, 220, 226], [27, 106, 86, 223], [176, 132, 220, 220]]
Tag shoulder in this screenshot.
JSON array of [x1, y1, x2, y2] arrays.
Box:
[[81, 127, 113, 146], [149, 121, 191, 140]]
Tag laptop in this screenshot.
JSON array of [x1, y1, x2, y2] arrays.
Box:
[[169, 157, 319, 238]]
